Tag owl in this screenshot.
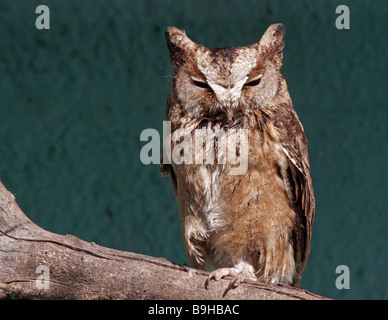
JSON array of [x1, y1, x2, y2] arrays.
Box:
[[161, 24, 315, 289]]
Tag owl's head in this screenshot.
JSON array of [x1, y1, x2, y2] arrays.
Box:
[[166, 24, 287, 120]]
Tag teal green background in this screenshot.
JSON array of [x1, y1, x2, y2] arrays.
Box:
[[0, 0, 387, 299]]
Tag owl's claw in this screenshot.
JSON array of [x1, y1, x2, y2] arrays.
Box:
[[205, 267, 239, 289], [205, 266, 257, 295]]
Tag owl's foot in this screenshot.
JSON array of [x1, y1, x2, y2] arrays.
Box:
[[205, 262, 257, 294]]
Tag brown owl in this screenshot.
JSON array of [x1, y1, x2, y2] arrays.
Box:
[[161, 24, 315, 289]]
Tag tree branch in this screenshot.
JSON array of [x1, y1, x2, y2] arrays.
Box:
[[0, 181, 327, 300]]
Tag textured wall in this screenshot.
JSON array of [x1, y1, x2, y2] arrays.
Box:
[[0, 0, 387, 299]]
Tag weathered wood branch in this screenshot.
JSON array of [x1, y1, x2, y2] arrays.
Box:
[[0, 181, 327, 300]]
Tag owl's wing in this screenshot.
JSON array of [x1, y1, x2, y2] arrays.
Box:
[[267, 103, 315, 286]]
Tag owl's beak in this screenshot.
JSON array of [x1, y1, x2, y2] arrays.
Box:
[[206, 78, 245, 121], [226, 109, 235, 121]]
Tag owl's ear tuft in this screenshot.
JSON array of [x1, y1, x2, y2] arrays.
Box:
[[165, 26, 187, 44], [256, 23, 285, 66], [259, 23, 285, 49], [165, 26, 197, 67]]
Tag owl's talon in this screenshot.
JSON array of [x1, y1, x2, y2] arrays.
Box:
[[223, 275, 245, 297], [205, 266, 256, 292], [230, 275, 243, 288], [205, 267, 238, 289]]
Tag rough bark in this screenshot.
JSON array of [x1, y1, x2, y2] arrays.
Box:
[[0, 181, 327, 300]]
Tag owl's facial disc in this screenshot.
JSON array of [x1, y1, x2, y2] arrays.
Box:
[[192, 48, 260, 117], [190, 71, 264, 119]]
